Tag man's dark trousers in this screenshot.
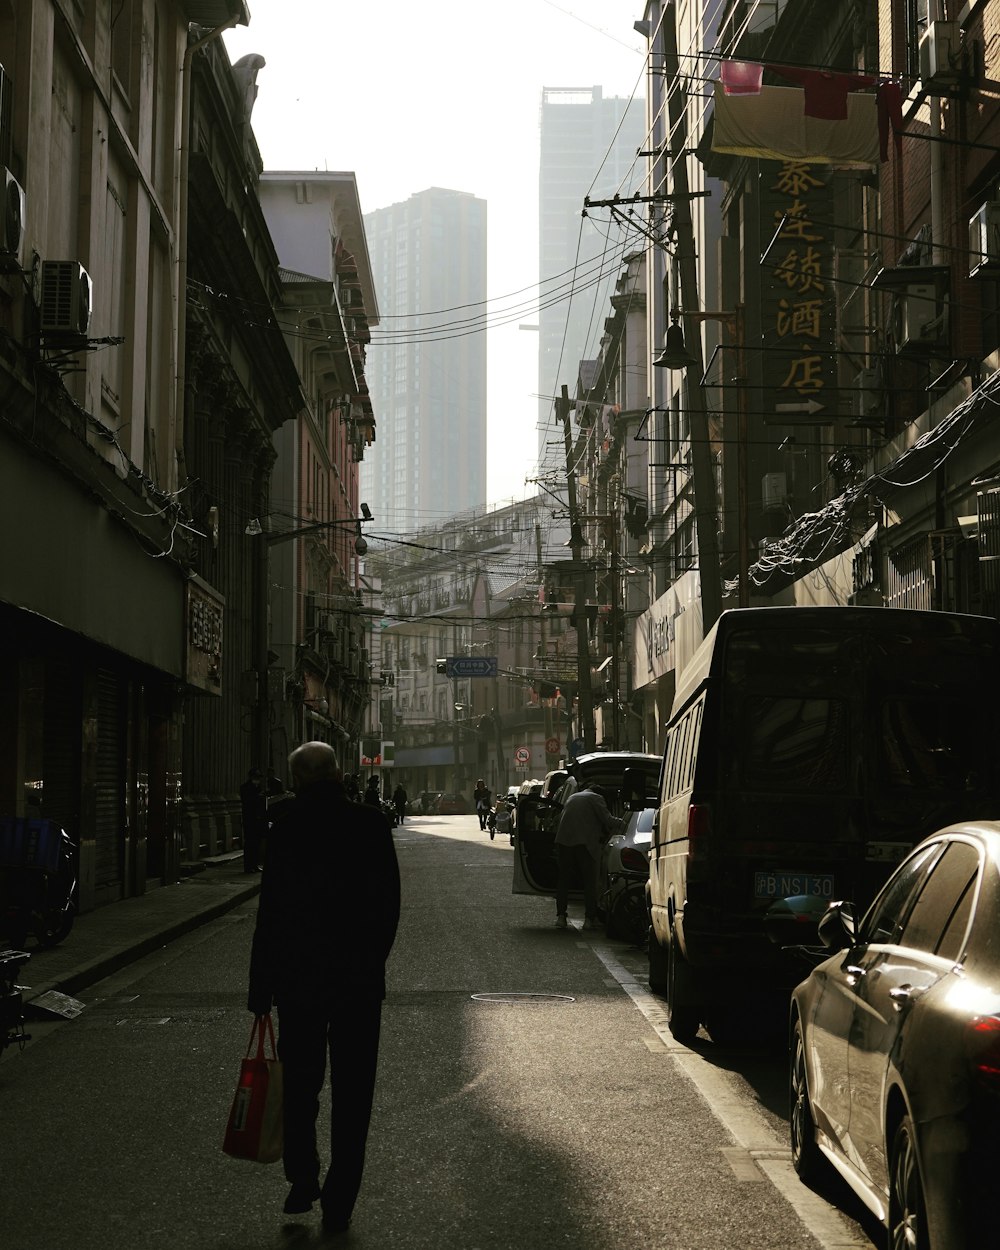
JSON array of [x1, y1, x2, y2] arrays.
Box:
[[277, 990, 383, 1221], [555, 843, 598, 919]]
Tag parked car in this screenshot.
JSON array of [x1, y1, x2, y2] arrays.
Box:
[[788, 822, 1000, 1250], [434, 792, 469, 815], [512, 751, 661, 898], [599, 806, 655, 943], [413, 791, 442, 815]]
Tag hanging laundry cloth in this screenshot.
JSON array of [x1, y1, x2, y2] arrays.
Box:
[[876, 80, 904, 160], [711, 81, 879, 165], [770, 66, 877, 119]]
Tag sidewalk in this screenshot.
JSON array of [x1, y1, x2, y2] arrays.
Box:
[[11, 852, 261, 1002]]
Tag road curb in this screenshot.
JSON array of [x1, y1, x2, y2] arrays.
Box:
[[24, 878, 261, 1002]]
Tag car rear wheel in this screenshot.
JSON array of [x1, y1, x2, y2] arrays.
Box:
[[666, 930, 700, 1043], [790, 1020, 823, 1183], [888, 1115, 927, 1250], [647, 927, 668, 997], [608, 885, 647, 946]]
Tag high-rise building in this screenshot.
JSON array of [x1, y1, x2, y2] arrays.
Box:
[[362, 187, 487, 532], [537, 86, 646, 469]]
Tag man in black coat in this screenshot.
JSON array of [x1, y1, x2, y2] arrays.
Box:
[[248, 741, 400, 1234]]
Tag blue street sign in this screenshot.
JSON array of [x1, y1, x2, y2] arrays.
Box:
[[445, 656, 498, 679]]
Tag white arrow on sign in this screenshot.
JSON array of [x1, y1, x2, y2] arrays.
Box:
[[775, 398, 825, 416]]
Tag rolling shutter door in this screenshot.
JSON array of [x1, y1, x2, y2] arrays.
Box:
[[95, 667, 124, 895]]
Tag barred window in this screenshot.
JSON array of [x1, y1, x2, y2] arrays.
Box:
[[885, 537, 933, 610]]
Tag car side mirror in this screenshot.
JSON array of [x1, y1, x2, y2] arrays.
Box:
[[817, 901, 859, 951], [762, 893, 830, 947]]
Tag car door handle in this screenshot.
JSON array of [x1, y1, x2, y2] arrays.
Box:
[[889, 983, 922, 1011]]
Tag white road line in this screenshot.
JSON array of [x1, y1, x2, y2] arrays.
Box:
[[589, 941, 872, 1250]]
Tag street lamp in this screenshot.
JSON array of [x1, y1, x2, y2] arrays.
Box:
[[246, 510, 374, 776], [655, 306, 750, 609]]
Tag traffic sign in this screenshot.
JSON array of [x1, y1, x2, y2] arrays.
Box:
[[445, 656, 498, 678], [514, 746, 530, 765], [545, 737, 560, 755]]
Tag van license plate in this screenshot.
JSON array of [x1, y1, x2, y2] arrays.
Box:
[[754, 871, 835, 900]]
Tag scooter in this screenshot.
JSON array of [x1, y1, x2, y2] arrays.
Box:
[[0, 948, 31, 1058], [0, 817, 77, 949]]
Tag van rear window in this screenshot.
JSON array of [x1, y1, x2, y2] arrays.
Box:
[[737, 696, 849, 791], [879, 698, 987, 791]]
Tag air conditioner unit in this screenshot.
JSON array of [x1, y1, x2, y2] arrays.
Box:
[[854, 368, 883, 421], [969, 202, 1000, 278], [40, 260, 92, 336], [0, 167, 24, 270], [919, 20, 960, 87], [761, 472, 787, 511], [894, 284, 945, 352]]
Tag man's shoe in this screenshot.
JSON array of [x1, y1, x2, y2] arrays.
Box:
[[283, 1181, 321, 1214], [554, 914, 568, 929], [582, 917, 598, 930], [321, 1211, 351, 1236]]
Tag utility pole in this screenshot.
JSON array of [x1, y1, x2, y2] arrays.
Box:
[[659, 3, 724, 631], [556, 384, 596, 753]]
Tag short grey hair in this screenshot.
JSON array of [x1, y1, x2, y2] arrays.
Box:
[[288, 741, 341, 788]]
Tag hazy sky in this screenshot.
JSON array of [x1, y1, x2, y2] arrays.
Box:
[[223, 1, 647, 516]]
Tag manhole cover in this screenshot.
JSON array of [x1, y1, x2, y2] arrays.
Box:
[[470, 992, 575, 1005]]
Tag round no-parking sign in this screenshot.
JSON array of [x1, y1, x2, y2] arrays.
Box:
[[514, 746, 530, 765]]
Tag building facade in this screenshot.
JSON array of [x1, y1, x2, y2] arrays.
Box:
[[626, 0, 1000, 754], [257, 172, 381, 773], [0, 1, 253, 908], [179, 39, 304, 852], [361, 187, 487, 533], [537, 86, 646, 471]]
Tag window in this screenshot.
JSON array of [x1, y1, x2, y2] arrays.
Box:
[[111, 0, 136, 99], [864, 842, 941, 944], [900, 841, 980, 957], [739, 697, 849, 791], [879, 699, 984, 792]]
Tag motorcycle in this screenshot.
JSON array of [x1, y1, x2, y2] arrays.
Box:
[[0, 816, 77, 949], [0, 948, 31, 1058]]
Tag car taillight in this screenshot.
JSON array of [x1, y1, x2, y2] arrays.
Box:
[[687, 804, 710, 859], [620, 847, 648, 872], [967, 1015, 1000, 1087]]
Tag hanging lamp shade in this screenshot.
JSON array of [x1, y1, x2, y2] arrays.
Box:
[[653, 320, 699, 370]]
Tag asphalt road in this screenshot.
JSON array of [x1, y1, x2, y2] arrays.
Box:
[[0, 815, 882, 1249]]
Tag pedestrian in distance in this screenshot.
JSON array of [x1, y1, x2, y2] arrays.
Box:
[[553, 782, 620, 930], [239, 767, 266, 873], [343, 772, 360, 802], [473, 778, 491, 831], [392, 783, 407, 825], [247, 741, 401, 1235], [363, 774, 381, 807]]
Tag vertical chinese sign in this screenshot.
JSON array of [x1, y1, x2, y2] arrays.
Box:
[[760, 161, 836, 424]]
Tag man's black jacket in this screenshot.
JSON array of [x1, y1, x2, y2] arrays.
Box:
[[247, 780, 400, 1012]]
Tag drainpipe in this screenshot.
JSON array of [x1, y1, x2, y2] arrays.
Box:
[[174, 14, 243, 487], [929, 1, 945, 265]]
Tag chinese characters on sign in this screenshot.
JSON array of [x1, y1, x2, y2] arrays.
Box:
[[761, 161, 835, 423], [185, 578, 225, 695]]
